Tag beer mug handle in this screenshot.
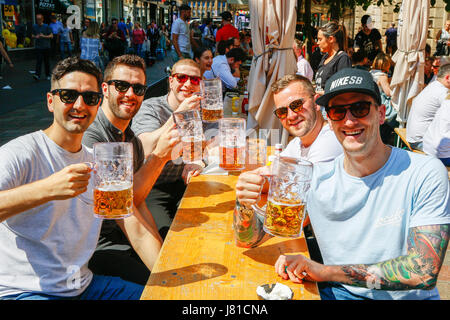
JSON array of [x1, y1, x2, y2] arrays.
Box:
[[76, 161, 95, 206], [250, 175, 271, 223], [251, 203, 266, 223]]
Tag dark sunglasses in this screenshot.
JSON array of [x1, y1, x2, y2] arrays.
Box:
[[325, 101, 372, 121], [107, 80, 147, 96], [172, 73, 201, 85], [273, 98, 305, 119], [431, 65, 439, 69], [51, 89, 102, 106]]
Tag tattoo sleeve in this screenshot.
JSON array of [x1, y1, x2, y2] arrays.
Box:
[[340, 224, 449, 290]]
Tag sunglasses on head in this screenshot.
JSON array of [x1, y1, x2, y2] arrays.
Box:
[[107, 80, 147, 96], [51, 89, 102, 106], [172, 73, 201, 86], [273, 98, 306, 119], [325, 101, 372, 121]]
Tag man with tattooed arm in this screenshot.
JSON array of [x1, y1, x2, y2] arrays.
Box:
[[235, 68, 450, 300]]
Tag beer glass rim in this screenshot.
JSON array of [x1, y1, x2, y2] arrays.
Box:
[[219, 117, 246, 125], [278, 156, 313, 167], [93, 142, 133, 158]]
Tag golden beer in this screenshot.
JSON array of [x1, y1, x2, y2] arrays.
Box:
[[94, 183, 133, 219], [264, 198, 305, 238], [219, 145, 245, 170], [201, 108, 223, 122], [182, 136, 203, 163]]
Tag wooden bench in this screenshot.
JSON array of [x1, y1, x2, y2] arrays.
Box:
[[394, 128, 425, 154]]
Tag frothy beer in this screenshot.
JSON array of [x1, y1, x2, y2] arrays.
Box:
[[182, 136, 203, 163], [201, 108, 223, 122], [94, 182, 133, 219], [264, 198, 305, 238], [219, 145, 245, 170]]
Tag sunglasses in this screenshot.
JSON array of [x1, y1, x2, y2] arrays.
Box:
[[172, 73, 201, 86], [107, 80, 147, 96], [51, 89, 103, 106], [325, 101, 372, 121], [431, 65, 439, 69], [273, 98, 306, 119]]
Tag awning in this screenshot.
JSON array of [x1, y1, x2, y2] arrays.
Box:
[[37, 0, 74, 13]]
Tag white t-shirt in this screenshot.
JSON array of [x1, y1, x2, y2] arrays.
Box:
[[280, 124, 343, 163], [406, 80, 448, 144], [423, 99, 450, 159], [296, 55, 314, 81], [307, 148, 450, 300], [171, 18, 191, 54], [0, 131, 101, 298]]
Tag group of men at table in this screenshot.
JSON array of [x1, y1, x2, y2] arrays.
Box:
[[0, 54, 448, 300]]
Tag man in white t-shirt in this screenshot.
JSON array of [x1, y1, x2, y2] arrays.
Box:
[[423, 98, 450, 166], [271, 74, 343, 162], [236, 68, 449, 300], [171, 4, 192, 61], [293, 39, 314, 81], [406, 63, 450, 151], [234, 74, 342, 250]]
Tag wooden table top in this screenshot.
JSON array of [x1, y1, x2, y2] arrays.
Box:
[[140, 174, 320, 300]]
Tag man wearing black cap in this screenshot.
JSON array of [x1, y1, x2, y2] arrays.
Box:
[[354, 15, 382, 62], [215, 11, 239, 44], [236, 68, 450, 300]]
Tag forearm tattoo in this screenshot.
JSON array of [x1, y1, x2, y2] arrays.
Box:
[[341, 224, 449, 290]]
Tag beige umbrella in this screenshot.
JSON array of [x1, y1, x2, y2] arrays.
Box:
[[390, 0, 429, 128], [247, 0, 297, 145]]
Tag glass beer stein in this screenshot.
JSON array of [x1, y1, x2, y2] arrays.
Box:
[[173, 109, 203, 164], [92, 142, 134, 219], [253, 156, 313, 238], [219, 118, 246, 171], [200, 78, 224, 122]]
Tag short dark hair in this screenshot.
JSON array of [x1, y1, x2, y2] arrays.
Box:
[[221, 11, 232, 21], [179, 4, 191, 11], [226, 47, 247, 63], [217, 39, 233, 55], [361, 15, 371, 25], [104, 54, 147, 82], [51, 57, 103, 91], [351, 50, 367, 64]]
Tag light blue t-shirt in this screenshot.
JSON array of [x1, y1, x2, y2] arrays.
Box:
[[307, 147, 450, 300]]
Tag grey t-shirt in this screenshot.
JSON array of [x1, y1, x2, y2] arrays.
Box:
[[131, 94, 185, 185], [0, 130, 101, 297]]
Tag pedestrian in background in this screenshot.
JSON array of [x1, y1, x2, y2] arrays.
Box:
[[58, 18, 73, 60], [170, 4, 192, 61], [105, 18, 126, 61], [132, 22, 146, 59], [159, 24, 169, 56], [80, 20, 103, 70], [32, 13, 53, 81], [49, 14, 63, 58], [0, 34, 13, 80], [384, 22, 397, 56], [147, 21, 159, 58]]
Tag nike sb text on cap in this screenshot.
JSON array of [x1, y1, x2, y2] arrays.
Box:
[[315, 68, 381, 107]]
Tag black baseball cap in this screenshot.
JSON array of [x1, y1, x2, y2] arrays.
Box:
[[315, 68, 381, 107]]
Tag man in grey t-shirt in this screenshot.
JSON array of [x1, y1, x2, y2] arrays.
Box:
[[132, 58, 203, 238]]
